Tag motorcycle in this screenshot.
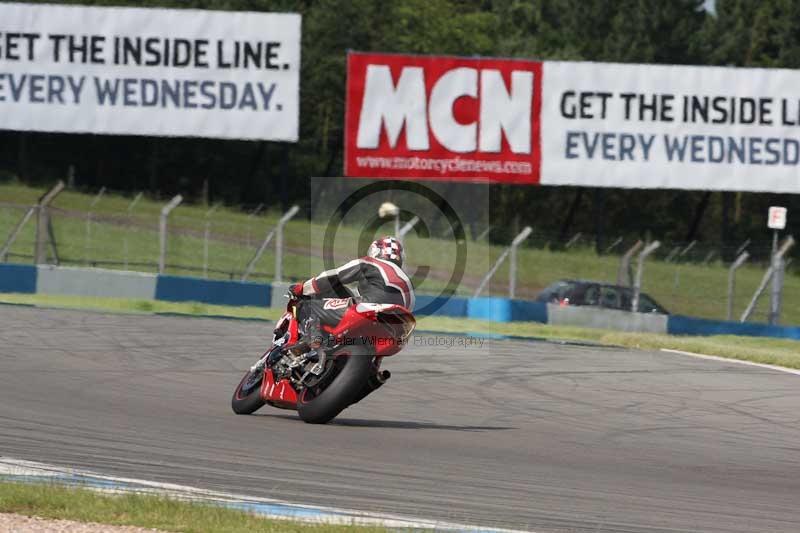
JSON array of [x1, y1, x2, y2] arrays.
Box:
[[231, 295, 416, 424]]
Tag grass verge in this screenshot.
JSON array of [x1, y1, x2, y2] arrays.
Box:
[[0, 481, 384, 532], [2, 292, 798, 369]]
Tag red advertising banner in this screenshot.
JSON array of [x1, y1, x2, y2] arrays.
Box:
[[345, 52, 542, 184]]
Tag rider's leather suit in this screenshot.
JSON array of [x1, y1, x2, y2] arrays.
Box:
[[295, 256, 415, 339]]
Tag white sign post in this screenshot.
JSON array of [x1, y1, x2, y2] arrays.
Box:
[[0, 3, 301, 141], [767, 206, 788, 326], [768, 206, 787, 254]]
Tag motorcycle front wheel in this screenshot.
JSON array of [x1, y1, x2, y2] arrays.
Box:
[[231, 365, 267, 415], [297, 344, 372, 424]]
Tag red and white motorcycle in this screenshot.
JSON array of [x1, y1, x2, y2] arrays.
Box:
[[231, 295, 416, 424]]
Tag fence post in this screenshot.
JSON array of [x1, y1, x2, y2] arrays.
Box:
[[34, 181, 65, 264], [631, 240, 661, 312], [735, 239, 751, 257], [665, 245, 681, 263], [564, 232, 582, 249], [398, 216, 420, 240], [617, 240, 643, 287], [158, 195, 183, 274], [508, 226, 532, 298], [473, 226, 532, 298], [274, 205, 300, 282], [769, 236, 795, 325], [726, 251, 749, 321], [741, 236, 794, 323], [604, 236, 623, 254]]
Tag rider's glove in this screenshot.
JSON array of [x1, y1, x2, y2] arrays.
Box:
[[288, 282, 305, 298]]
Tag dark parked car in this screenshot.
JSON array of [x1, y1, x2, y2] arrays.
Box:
[[535, 279, 669, 314]]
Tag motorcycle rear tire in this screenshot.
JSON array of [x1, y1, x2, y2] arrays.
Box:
[[297, 345, 372, 424], [231, 368, 266, 415]]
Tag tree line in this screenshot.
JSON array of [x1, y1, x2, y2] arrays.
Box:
[[1, 0, 799, 258]]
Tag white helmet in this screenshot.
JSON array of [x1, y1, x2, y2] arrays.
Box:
[[367, 236, 404, 267]]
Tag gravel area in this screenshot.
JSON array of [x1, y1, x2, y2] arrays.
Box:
[[0, 513, 165, 532]]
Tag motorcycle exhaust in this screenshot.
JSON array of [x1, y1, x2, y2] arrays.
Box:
[[351, 369, 391, 406]]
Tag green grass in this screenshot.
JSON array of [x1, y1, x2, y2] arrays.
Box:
[[2, 293, 797, 369], [0, 292, 281, 321], [1, 182, 798, 323], [0, 481, 385, 532]]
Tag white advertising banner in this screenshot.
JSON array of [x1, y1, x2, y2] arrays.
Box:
[[540, 61, 800, 193], [345, 52, 800, 193], [0, 3, 300, 141]]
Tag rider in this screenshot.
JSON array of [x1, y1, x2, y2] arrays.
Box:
[[287, 236, 415, 353]]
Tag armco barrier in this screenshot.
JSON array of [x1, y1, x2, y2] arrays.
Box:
[[467, 297, 548, 323], [0, 264, 37, 294], [37, 265, 156, 300], [668, 315, 800, 340], [155, 275, 271, 307], [415, 294, 468, 317], [548, 303, 668, 334], [3, 263, 800, 342]]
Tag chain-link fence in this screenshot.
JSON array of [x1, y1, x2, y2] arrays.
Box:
[[1, 182, 798, 325]]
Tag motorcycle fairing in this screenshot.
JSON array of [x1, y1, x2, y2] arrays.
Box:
[[260, 368, 298, 408]]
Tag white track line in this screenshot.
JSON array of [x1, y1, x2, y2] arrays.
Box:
[[660, 349, 800, 376], [0, 457, 533, 532]]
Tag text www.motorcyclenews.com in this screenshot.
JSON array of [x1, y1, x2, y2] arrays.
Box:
[[355, 155, 532, 175]]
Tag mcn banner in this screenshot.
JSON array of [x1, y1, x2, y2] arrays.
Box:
[[345, 51, 800, 193], [0, 3, 300, 141]]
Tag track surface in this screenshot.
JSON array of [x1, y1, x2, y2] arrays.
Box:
[[2, 306, 800, 532]]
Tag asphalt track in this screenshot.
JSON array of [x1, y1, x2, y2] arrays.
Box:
[[1, 305, 800, 532]]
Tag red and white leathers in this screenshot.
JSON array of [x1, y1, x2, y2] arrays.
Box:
[[301, 256, 414, 309], [295, 256, 415, 339]]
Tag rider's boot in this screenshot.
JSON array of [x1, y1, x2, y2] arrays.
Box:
[[299, 316, 325, 360], [302, 316, 324, 348]]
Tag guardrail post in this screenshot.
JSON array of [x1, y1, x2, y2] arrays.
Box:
[[617, 240, 643, 287], [473, 226, 532, 298], [274, 205, 299, 282], [34, 181, 65, 264], [726, 251, 749, 321], [631, 240, 661, 312], [158, 195, 183, 274]]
